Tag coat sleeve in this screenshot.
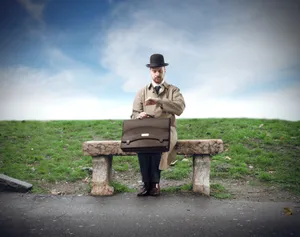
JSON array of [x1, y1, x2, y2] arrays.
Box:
[[130, 88, 144, 119], [159, 87, 185, 116]]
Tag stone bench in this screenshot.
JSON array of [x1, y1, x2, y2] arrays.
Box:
[[82, 139, 224, 196]]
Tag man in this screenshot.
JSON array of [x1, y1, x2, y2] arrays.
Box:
[[130, 53, 186, 196]]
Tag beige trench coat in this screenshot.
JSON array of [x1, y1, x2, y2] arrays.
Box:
[[130, 81, 185, 170]]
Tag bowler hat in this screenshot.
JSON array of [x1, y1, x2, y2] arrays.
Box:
[[146, 54, 169, 68]]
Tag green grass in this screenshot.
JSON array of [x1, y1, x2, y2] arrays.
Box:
[[161, 183, 232, 199], [210, 183, 232, 199], [111, 181, 135, 193], [162, 157, 192, 180], [0, 118, 299, 196], [113, 156, 139, 172], [162, 183, 193, 193]]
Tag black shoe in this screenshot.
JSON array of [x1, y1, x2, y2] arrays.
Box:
[[149, 183, 160, 196], [137, 183, 150, 196]]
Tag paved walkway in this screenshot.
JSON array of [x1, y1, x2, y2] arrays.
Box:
[[0, 192, 299, 237]]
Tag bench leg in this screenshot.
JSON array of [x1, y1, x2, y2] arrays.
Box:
[[193, 155, 211, 196], [91, 155, 114, 196]]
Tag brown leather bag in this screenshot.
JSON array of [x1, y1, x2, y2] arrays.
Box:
[[121, 117, 171, 153]]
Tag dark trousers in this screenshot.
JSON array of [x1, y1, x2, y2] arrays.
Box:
[[138, 153, 161, 183]]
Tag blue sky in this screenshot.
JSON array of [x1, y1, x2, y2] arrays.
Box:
[[0, 0, 299, 120]]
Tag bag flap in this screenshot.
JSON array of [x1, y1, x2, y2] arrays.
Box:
[[121, 118, 170, 143]]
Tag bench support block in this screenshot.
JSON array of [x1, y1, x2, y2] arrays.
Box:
[[193, 155, 211, 196], [91, 155, 114, 196]]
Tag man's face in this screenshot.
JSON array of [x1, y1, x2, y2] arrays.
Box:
[[150, 67, 165, 84]]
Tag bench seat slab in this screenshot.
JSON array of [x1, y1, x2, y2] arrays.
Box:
[[83, 139, 223, 156]]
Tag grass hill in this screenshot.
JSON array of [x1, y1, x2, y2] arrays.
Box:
[[0, 118, 299, 198]]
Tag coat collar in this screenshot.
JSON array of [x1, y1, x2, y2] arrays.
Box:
[[147, 81, 170, 90]]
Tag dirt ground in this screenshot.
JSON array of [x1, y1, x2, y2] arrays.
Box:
[[44, 168, 300, 202]]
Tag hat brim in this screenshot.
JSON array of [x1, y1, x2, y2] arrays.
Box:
[[146, 63, 169, 68]]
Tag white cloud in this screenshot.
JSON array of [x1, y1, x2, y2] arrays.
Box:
[[0, 64, 299, 121], [100, 0, 300, 92], [1, 0, 299, 121], [18, 0, 46, 22], [0, 66, 132, 120], [97, 0, 300, 120], [182, 83, 300, 121]]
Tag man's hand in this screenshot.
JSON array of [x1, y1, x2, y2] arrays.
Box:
[[145, 97, 159, 106], [137, 112, 148, 119]]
